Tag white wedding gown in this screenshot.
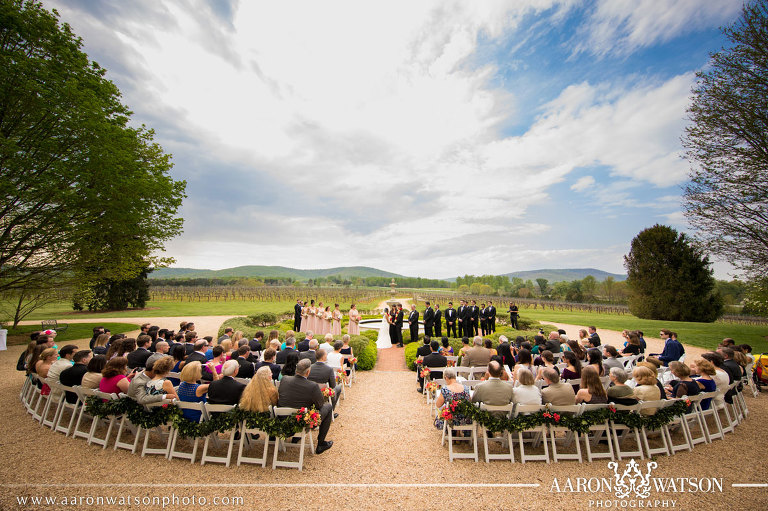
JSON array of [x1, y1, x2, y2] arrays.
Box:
[[376, 313, 392, 349]]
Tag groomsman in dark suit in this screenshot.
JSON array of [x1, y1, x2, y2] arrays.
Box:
[[444, 302, 457, 338], [479, 303, 488, 336], [294, 299, 303, 332], [433, 304, 442, 337], [423, 302, 434, 338], [395, 304, 405, 347], [487, 301, 496, 333], [469, 300, 480, 336], [408, 304, 419, 343], [457, 300, 468, 338]]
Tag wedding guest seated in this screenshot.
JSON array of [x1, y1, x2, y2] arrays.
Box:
[[99, 357, 135, 395], [34, 347, 58, 382], [701, 352, 730, 409], [471, 361, 514, 407], [127, 335, 152, 369], [202, 346, 226, 380], [461, 336, 491, 367], [146, 341, 170, 369], [234, 345, 255, 378], [545, 332, 562, 353], [418, 340, 447, 393], [606, 367, 637, 405], [632, 366, 661, 415], [127, 359, 166, 405], [177, 361, 211, 422], [207, 360, 245, 405], [665, 361, 700, 410], [278, 359, 334, 454], [621, 332, 643, 356], [496, 335, 514, 371], [458, 337, 471, 358], [92, 333, 109, 356], [635, 360, 669, 396], [512, 369, 541, 404], [279, 351, 300, 381], [250, 331, 265, 353], [566, 340, 586, 361], [47, 344, 79, 386], [59, 350, 92, 403], [309, 348, 340, 408], [17, 340, 37, 372], [540, 368, 576, 406], [559, 334, 570, 352], [300, 339, 319, 363], [561, 351, 582, 391], [439, 337, 454, 356], [575, 366, 607, 404], [297, 331, 311, 352], [603, 346, 624, 372], [513, 348, 535, 382], [484, 338, 497, 357], [216, 339, 233, 360], [185, 339, 209, 365], [81, 355, 106, 389], [254, 348, 281, 381], [144, 356, 178, 400], [534, 350, 555, 380], [649, 329, 685, 366], [276, 336, 297, 365], [530, 335, 546, 355], [690, 358, 717, 410], [486, 355, 510, 381], [586, 348, 605, 376], [319, 334, 335, 354], [433, 368, 471, 430], [416, 338, 431, 358], [239, 366, 278, 413], [326, 340, 345, 369]]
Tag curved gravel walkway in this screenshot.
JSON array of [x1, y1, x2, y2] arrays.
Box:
[[1, 320, 766, 510]]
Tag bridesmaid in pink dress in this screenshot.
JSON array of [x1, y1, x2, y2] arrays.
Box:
[[316, 302, 324, 334], [308, 300, 318, 333], [331, 304, 342, 335], [322, 306, 332, 335], [301, 302, 310, 333], [347, 304, 360, 335]]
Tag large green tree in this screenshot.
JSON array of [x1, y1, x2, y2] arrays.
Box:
[[682, 1, 768, 283], [624, 225, 723, 322], [0, 1, 185, 306]]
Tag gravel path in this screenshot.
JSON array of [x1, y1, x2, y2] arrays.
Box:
[[1, 319, 766, 510]]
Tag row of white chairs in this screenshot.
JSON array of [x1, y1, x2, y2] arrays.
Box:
[[19, 373, 343, 471], [433, 379, 751, 463]]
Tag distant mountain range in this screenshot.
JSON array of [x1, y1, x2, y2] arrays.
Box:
[[149, 265, 403, 280], [151, 265, 625, 283]]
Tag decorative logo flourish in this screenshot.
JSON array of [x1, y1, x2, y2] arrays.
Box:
[[607, 460, 658, 499]]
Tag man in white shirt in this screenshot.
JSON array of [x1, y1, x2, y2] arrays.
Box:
[[46, 345, 78, 386], [319, 334, 335, 354]]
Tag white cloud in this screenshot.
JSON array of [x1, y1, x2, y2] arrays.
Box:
[[574, 0, 743, 57], [571, 175, 596, 191]]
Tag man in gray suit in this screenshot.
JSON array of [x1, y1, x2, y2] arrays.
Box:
[[278, 359, 334, 454], [299, 339, 319, 363], [127, 358, 168, 405], [471, 361, 514, 407], [540, 368, 576, 406], [308, 348, 340, 408], [460, 336, 492, 367]]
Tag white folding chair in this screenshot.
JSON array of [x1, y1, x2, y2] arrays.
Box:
[[637, 400, 673, 458], [139, 401, 175, 458], [43, 382, 69, 430], [87, 390, 120, 449], [168, 401, 206, 463], [610, 403, 644, 459], [547, 404, 583, 463], [664, 398, 695, 454], [71, 387, 98, 442], [236, 410, 272, 468], [581, 403, 614, 462], [200, 404, 237, 466], [51, 383, 81, 436], [513, 404, 549, 463], [478, 403, 515, 463], [695, 391, 724, 442], [681, 394, 709, 447], [272, 407, 314, 471], [446, 403, 478, 462], [318, 383, 337, 421], [341, 355, 356, 386]]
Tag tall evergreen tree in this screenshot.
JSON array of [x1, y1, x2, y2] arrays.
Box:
[[624, 225, 723, 322]]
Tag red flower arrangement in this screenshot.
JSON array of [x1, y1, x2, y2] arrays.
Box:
[[439, 408, 454, 422], [419, 367, 431, 378], [321, 387, 334, 398], [425, 381, 439, 393], [542, 412, 561, 422], [348, 357, 357, 364], [295, 407, 321, 429]]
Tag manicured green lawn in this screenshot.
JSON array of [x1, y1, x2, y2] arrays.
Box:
[[518, 307, 768, 353], [4, 322, 141, 346]]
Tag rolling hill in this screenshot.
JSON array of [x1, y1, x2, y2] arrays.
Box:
[[150, 265, 404, 281], [501, 268, 626, 282]]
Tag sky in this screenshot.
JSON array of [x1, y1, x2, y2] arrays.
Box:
[[42, 0, 746, 279]]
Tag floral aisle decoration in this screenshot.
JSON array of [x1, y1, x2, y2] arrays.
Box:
[[84, 396, 321, 439], [419, 367, 431, 379], [321, 387, 334, 399]]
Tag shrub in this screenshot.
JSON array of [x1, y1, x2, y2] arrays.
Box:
[[247, 312, 278, 327], [349, 336, 377, 371]]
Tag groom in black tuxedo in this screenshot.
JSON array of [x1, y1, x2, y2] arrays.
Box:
[[445, 302, 457, 338], [294, 299, 303, 332], [395, 304, 405, 347], [389, 307, 398, 346], [408, 304, 419, 344], [423, 302, 434, 338]]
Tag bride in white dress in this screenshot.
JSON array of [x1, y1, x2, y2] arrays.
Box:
[[376, 308, 392, 349]]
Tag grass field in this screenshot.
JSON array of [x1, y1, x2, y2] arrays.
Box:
[[0, 296, 387, 322], [4, 322, 142, 346], [517, 307, 768, 353]]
